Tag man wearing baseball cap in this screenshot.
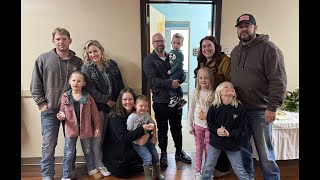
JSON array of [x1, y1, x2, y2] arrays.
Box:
[[231, 14, 287, 180], [235, 14, 256, 27]]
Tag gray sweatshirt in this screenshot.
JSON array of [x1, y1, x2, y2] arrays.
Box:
[[30, 49, 83, 110]]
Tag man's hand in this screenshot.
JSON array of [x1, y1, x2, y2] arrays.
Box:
[[40, 104, 48, 112], [171, 80, 180, 89], [265, 110, 276, 124]]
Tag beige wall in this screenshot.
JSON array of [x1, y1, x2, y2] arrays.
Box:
[[21, 0, 141, 157], [21, 0, 299, 158], [220, 0, 299, 91]]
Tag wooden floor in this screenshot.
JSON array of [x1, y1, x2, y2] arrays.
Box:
[[21, 152, 299, 180]]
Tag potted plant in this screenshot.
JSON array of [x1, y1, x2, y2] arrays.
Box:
[[280, 88, 299, 112]]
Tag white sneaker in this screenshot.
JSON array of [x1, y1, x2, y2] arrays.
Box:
[[61, 178, 71, 180], [98, 166, 111, 176], [168, 96, 180, 107], [194, 172, 201, 180]]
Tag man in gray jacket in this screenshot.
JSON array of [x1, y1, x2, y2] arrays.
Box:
[[231, 14, 287, 180], [30, 27, 82, 180]]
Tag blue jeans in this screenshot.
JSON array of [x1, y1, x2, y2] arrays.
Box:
[[92, 111, 108, 168], [169, 70, 185, 97], [63, 137, 96, 178], [132, 139, 160, 167], [40, 109, 76, 179], [40, 109, 61, 179], [201, 145, 249, 180], [240, 110, 280, 180]]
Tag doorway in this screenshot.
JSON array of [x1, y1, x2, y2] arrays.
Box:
[[140, 0, 222, 153]]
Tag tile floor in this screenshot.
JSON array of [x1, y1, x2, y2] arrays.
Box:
[[155, 94, 195, 153]]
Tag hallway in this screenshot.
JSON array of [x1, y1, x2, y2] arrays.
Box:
[[155, 94, 194, 153]]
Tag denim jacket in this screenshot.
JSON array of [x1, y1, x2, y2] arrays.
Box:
[[81, 59, 125, 113]]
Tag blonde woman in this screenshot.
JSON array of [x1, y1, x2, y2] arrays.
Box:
[[81, 40, 124, 176]]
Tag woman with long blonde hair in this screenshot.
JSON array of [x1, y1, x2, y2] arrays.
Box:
[[81, 40, 125, 177]]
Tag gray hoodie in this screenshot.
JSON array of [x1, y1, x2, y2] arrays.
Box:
[[230, 34, 287, 111], [30, 49, 82, 110]]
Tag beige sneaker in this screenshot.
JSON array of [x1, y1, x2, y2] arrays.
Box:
[[88, 169, 104, 179], [98, 166, 111, 176], [194, 172, 201, 180]]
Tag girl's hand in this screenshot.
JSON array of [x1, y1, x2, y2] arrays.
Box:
[[56, 111, 66, 120], [217, 126, 229, 137], [94, 129, 100, 138], [189, 128, 194, 135], [151, 137, 157, 144]]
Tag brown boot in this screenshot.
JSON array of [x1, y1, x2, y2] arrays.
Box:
[[143, 166, 153, 180], [153, 163, 164, 180]]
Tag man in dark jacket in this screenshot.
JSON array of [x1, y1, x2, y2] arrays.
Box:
[[143, 33, 192, 168], [231, 14, 287, 180]]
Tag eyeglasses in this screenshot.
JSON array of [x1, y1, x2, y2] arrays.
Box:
[[237, 24, 253, 29], [152, 40, 165, 44]]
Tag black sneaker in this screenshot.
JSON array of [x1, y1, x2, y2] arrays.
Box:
[[168, 96, 180, 107], [175, 150, 192, 164], [160, 152, 168, 167], [177, 99, 187, 110]]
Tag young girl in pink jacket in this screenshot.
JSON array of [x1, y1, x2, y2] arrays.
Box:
[[56, 71, 103, 180]]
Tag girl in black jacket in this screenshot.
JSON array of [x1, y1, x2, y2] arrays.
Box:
[[201, 81, 249, 180]]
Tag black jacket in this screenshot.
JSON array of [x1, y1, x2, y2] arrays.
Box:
[[142, 50, 172, 103], [207, 103, 247, 151], [102, 114, 144, 178], [81, 59, 124, 113]]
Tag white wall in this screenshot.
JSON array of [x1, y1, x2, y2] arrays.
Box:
[[21, 0, 141, 157], [21, 0, 299, 158], [220, 0, 299, 91]]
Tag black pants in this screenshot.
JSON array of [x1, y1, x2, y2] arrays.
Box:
[[215, 151, 231, 172], [153, 103, 182, 153]]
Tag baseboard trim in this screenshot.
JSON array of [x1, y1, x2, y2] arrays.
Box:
[[21, 156, 86, 165]]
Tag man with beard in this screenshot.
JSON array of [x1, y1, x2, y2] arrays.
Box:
[[143, 33, 192, 168], [230, 14, 287, 180]]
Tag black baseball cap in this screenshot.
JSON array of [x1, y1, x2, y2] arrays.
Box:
[[235, 14, 256, 27]]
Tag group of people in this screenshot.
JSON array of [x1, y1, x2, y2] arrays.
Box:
[[187, 14, 287, 180], [30, 13, 287, 180]]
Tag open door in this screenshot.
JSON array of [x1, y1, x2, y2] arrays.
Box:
[[146, 4, 166, 116]]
